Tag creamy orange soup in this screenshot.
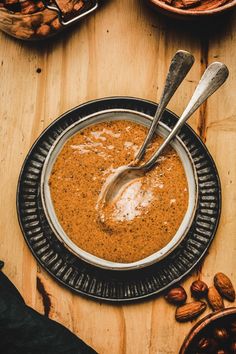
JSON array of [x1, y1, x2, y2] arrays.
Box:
[[49, 120, 188, 263]]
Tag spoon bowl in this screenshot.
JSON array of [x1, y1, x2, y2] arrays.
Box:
[[98, 165, 145, 205]]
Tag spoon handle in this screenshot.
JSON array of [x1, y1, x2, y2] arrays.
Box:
[[144, 62, 229, 171], [135, 50, 195, 161]]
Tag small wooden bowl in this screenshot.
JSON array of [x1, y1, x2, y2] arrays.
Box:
[[148, 0, 236, 19], [179, 307, 236, 354]]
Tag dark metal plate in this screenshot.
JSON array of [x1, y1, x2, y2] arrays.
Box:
[[17, 97, 221, 302]]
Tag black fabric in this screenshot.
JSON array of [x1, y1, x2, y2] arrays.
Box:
[[0, 264, 97, 354]]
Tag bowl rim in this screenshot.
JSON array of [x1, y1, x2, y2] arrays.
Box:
[[148, 0, 236, 16], [179, 307, 236, 353], [40, 108, 199, 271]]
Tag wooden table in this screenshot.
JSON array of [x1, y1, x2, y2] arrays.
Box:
[[1, 1, 236, 353]]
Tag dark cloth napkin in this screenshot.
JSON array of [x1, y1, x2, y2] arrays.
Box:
[[0, 261, 97, 354]]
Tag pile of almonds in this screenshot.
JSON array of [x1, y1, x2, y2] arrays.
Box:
[[0, 0, 86, 40], [164, 272, 235, 322]]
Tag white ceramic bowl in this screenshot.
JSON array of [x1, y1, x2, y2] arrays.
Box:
[[41, 109, 198, 270]]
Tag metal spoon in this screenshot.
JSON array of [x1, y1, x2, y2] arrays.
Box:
[[99, 62, 229, 205], [135, 49, 195, 162]]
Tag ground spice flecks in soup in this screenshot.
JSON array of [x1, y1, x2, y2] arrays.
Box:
[[49, 120, 188, 263]]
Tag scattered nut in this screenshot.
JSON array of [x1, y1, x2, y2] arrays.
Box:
[[207, 286, 224, 311], [214, 272, 235, 302], [231, 340, 236, 353], [191, 280, 208, 299], [165, 286, 187, 305], [73, 0, 84, 12], [21, 1, 37, 15], [22, 14, 42, 29], [36, 24, 51, 37], [60, 1, 74, 14], [42, 9, 58, 24], [36, 1, 45, 11], [50, 17, 62, 31], [213, 327, 229, 342], [216, 349, 229, 354], [30, 15, 42, 29], [198, 337, 217, 353], [13, 25, 34, 39], [175, 301, 206, 322], [230, 320, 236, 336]]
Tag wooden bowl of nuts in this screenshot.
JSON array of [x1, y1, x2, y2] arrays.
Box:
[[179, 307, 236, 354], [147, 0, 236, 19]]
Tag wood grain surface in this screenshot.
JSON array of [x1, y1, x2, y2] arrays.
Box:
[[0, 1, 236, 353]]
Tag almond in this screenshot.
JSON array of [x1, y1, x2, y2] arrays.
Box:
[[214, 272, 235, 302], [207, 286, 224, 311], [175, 301, 206, 322]]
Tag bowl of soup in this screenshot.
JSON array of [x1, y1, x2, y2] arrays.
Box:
[[41, 109, 198, 270]]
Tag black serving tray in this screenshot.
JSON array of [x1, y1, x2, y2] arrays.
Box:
[[17, 97, 221, 302]]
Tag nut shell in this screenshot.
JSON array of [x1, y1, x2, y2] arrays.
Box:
[[207, 286, 224, 311], [175, 301, 206, 322], [214, 272, 235, 302]]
